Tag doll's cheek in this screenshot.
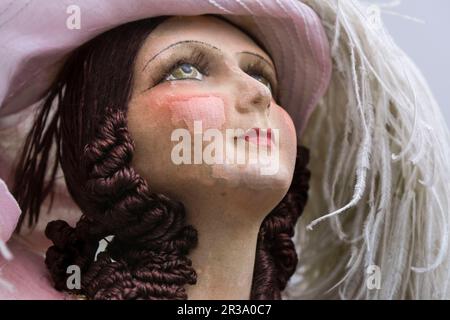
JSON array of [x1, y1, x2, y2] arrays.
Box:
[[278, 106, 297, 136], [269, 106, 296, 143], [167, 95, 226, 131], [144, 93, 227, 132]]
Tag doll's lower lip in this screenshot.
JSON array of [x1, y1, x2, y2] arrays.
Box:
[[238, 128, 274, 148]]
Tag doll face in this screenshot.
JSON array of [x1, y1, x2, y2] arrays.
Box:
[[127, 15, 297, 212]]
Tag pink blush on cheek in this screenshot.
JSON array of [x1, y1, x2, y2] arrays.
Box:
[[168, 96, 226, 131]]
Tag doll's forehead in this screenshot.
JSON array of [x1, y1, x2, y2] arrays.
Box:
[[136, 15, 274, 68]]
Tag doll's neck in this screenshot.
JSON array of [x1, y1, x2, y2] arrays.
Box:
[[183, 198, 264, 300]]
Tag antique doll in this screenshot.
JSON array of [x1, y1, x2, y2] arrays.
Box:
[[0, 0, 449, 300]]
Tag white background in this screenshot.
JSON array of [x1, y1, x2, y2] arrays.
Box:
[[366, 0, 450, 125]]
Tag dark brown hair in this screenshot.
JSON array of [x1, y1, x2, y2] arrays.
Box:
[[12, 17, 311, 299]]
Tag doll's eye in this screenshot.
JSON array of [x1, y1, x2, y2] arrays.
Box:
[[243, 60, 275, 94], [165, 63, 204, 81], [248, 74, 272, 93]]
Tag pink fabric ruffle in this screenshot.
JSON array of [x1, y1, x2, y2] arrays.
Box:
[[0, 178, 20, 260]]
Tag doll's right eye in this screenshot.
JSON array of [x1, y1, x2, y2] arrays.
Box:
[[164, 63, 204, 81]]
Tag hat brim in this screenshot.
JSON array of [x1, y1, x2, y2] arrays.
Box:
[[0, 0, 331, 136]]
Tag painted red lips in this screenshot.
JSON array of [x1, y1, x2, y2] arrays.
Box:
[[243, 128, 273, 149]]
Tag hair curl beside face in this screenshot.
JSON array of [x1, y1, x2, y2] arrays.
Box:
[[45, 109, 197, 299], [12, 17, 311, 299]]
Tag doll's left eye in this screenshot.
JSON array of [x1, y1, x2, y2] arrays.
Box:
[[165, 63, 204, 81]]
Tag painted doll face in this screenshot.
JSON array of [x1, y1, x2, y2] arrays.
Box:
[[127, 15, 297, 212]]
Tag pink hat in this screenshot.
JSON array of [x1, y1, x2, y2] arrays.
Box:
[[0, 0, 331, 135]]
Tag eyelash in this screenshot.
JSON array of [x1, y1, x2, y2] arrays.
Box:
[[155, 49, 275, 92], [156, 49, 210, 84], [242, 60, 275, 89]]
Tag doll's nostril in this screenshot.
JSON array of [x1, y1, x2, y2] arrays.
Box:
[[251, 95, 264, 106]]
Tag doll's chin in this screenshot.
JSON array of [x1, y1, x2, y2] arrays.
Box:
[[208, 162, 293, 191]]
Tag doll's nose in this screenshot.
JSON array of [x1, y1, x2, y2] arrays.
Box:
[[231, 68, 272, 113]]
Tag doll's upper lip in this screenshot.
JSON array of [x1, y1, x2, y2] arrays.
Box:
[[235, 128, 273, 140]]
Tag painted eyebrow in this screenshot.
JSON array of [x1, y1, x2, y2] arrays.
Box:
[[142, 40, 275, 72]]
